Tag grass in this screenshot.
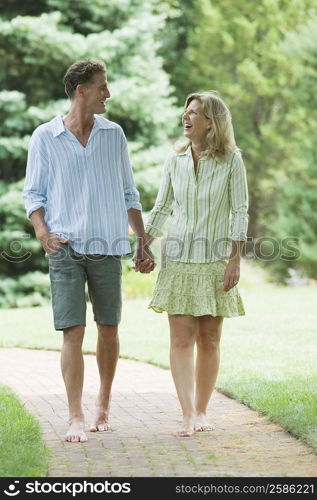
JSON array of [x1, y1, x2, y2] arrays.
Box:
[[0, 259, 317, 454], [0, 385, 49, 477]]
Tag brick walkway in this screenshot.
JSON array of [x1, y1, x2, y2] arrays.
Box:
[[1, 348, 316, 477]]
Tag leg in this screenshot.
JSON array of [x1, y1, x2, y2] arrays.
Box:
[[61, 325, 87, 442], [86, 255, 122, 432], [195, 315, 223, 431], [49, 244, 87, 441], [90, 323, 119, 432], [168, 314, 198, 436]]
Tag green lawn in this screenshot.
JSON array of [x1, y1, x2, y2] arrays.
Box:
[[0, 385, 49, 477], [0, 281, 316, 453]]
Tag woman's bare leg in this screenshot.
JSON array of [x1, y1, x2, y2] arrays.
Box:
[[168, 314, 197, 436], [195, 315, 223, 431]]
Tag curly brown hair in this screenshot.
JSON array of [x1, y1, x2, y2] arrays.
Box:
[[63, 59, 107, 99]]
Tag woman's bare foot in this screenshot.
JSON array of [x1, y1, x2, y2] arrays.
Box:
[[194, 412, 214, 432], [90, 401, 111, 432], [175, 415, 195, 437], [65, 417, 88, 442]]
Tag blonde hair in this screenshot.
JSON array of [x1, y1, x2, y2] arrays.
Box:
[[176, 91, 239, 161]]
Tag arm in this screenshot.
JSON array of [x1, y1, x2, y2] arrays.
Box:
[[23, 130, 48, 219], [30, 207, 68, 254], [119, 129, 154, 272], [127, 208, 153, 245], [223, 240, 244, 292], [128, 208, 155, 273], [144, 153, 175, 240], [23, 130, 67, 254], [120, 130, 142, 212], [223, 153, 249, 292]]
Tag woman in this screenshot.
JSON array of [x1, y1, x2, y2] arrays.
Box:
[[144, 91, 249, 437]]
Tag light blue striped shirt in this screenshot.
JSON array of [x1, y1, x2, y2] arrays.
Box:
[[23, 114, 141, 255]]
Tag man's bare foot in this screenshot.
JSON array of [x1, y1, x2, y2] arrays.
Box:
[[194, 413, 214, 432], [175, 416, 195, 437], [90, 403, 111, 432], [65, 418, 88, 443]]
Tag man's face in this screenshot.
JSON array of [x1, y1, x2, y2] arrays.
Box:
[[80, 72, 110, 114]]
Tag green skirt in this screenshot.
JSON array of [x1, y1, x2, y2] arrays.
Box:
[[148, 260, 245, 317]]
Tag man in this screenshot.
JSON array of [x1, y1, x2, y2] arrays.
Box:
[[23, 59, 154, 442]]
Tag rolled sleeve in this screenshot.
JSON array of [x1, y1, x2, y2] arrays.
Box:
[[145, 154, 174, 237], [145, 223, 164, 238], [23, 130, 48, 219], [229, 153, 249, 241], [25, 200, 46, 219], [124, 187, 142, 211], [120, 130, 142, 211]]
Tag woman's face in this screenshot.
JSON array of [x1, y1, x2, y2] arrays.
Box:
[[182, 99, 211, 144]]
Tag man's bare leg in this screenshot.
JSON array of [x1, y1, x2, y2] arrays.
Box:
[[90, 323, 119, 432], [61, 325, 87, 442]]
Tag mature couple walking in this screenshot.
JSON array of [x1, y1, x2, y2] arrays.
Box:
[[23, 59, 248, 442]]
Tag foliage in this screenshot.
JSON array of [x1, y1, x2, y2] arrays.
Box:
[[0, 0, 179, 170], [1, 0, 317, 298], [0, 6, 178, 142], [265, 17, 317, 280], [160, 0, 315, 234], [158, 0, 317, 280], [135, 166, 164, 211], [0, 384, 49, 477], [0, 272, 50, 308], [0, 180, 46, 277], [129, 141, 175, 210], [0, 0, 178, 302]]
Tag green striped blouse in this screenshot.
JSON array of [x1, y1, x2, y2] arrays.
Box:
[[145, 147, 249, 263]]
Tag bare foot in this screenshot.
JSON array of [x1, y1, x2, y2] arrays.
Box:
[[195, 413, 214, 432], [65, 418, 88, 443], [175, 416, 195, 437], [90, 403, 111, 432]]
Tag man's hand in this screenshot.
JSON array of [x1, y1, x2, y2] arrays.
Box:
[[132, 242, 156, 273], [223, 258, 240, 292], [36, 230, 68, 254]]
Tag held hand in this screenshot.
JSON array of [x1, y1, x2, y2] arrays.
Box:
[[223, 259, 240, 292], [37, 231, 68, 254], [132, 244, 156, 273]]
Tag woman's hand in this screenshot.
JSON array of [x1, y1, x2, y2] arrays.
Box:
[[132, 237, 156, 273], [223, 259, 240, 292]]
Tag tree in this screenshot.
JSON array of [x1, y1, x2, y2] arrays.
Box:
[[159, 0, 317, 242], [268, 17, 317, 280], [0, 0, 179, 301]]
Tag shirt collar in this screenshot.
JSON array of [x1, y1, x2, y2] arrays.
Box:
[[93, 114, 118, 131], [177, 145, 192, 156], [51, 114, 118, 137], [51, 116, 65, 137], [177, 145, 208, 161]]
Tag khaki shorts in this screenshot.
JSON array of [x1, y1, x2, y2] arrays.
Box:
[[48, 244, 122, 330]]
